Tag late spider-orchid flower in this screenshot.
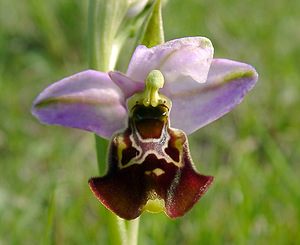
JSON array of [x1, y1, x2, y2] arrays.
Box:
[[32, 37, 258, 220]]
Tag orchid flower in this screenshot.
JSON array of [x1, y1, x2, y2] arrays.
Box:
[[32, 37, 258, 220]]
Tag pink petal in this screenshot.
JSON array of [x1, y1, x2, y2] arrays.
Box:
[[109, 71, 144, 98], [32, 70, 127, 139], [166, 59, 258, 134]]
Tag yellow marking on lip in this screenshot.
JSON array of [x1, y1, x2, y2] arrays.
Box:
[[145, 168, 165, 176], [116, 135, 127, 166]]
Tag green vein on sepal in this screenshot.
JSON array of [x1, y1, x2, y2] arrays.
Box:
[[222, 69, 257, 83]]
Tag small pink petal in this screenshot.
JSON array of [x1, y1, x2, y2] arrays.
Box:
[[109, 71, 144, 98]]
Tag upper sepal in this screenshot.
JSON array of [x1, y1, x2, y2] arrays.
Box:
[[127, 37, 214, 91]]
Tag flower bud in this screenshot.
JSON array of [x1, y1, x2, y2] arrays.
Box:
[[126, 0, 149, 18]]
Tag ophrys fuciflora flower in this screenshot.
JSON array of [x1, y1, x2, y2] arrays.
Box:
[[32, 37, 258, 219]]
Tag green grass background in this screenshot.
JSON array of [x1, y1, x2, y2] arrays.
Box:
[[1, 0, 300, 244]]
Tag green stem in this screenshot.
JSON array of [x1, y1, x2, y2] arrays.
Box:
[[117, 217, 140, 245], [126, 218, 140, 245], [87, 1, 139, 244], [117, 217, 128, 244], [88, 0, 110, 174], [94, 136, 108, 175]]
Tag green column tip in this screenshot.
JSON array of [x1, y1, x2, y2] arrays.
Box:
[[143, 70, 165, 107]]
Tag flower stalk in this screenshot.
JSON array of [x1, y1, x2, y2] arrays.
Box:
[[88, 0, 110, 177], [88, 0, 129, 243], [87, 0, 158, 243]]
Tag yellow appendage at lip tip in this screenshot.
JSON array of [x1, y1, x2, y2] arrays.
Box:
[[143, 198, 165, 214]]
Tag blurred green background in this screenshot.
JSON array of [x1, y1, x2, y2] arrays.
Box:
[[1, 0, 300, 244]]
